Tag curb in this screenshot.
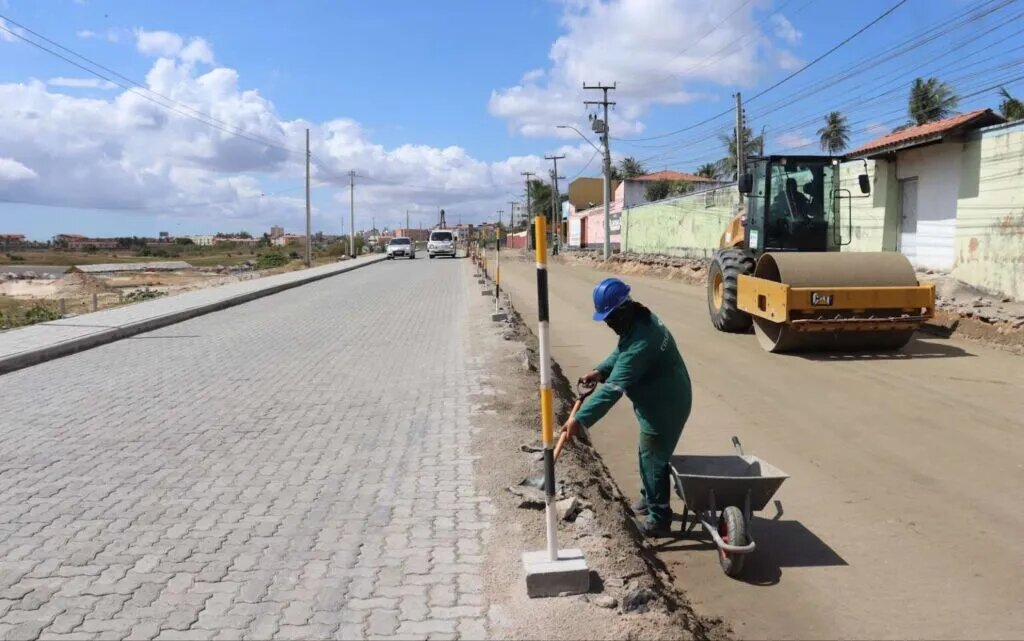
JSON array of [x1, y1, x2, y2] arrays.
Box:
[[0, 256, 385, 376]]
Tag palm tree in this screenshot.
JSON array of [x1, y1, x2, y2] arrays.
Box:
[[907, 77, 959, 126], [527, 179, 552, 218], [998, 86, 1024, 121], [618, 156, 646, 178], [817, 111, 850, 154], [695, 162, 720, 180], [718, 126, 764, 179]]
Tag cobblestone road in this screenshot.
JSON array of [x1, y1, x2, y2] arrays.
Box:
[[0, 257, 493, 640]]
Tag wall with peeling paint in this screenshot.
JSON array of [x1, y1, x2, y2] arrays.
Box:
[[620, 185, 739, 258], [952, 123, 1024, 300]]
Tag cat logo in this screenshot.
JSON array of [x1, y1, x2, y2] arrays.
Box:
[[811, 292, 834, 306]]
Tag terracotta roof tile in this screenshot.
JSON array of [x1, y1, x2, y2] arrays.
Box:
[[847, 109, 1005, 157]]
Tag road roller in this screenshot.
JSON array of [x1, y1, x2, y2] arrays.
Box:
[[708, 155, 935, 353]]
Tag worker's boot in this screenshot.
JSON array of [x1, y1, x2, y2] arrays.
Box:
[[631, 497, 649, 516], [638, 517, 673, 539]]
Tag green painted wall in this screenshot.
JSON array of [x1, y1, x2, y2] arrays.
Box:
[[840, 159, 899, 253], [620, 185, 739, 258], [952, 126, 1024, 300]]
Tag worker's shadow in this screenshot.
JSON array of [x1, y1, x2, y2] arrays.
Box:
[[657, 503, 847, 587], [791, 336, 974, 361]]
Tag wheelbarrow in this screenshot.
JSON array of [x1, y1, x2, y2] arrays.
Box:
[[669, 436, 788, 577]]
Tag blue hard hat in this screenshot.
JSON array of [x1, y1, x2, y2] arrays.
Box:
[[592, 278, 631, 321]]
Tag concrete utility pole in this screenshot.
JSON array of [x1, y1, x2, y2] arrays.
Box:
[[406, 210, 410, 231], [545, 154, 566, 254], [305, 128, 312, 267], [521, 172, 536, 249], [735, 92, 745, 205], [508, 201, 517, 232], [349, 170, 356, 258], [584, 82, 616, 260]]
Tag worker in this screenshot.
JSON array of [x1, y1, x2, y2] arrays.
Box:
[[560, 278, 692, 537]]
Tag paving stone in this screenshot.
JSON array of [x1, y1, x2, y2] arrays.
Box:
[[0, 260, 494, 638]]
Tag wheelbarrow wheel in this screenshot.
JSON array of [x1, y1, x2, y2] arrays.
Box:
[[718, 506, 746, 577]]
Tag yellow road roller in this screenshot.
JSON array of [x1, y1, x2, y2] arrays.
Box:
[[708, 155, 934, 353]]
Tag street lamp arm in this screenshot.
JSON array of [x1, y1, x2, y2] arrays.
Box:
[[556, 125, 602, 154]]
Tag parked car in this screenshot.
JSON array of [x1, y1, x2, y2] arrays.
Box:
[[428, 230, 456, 259], [386, 237, 415, 259]]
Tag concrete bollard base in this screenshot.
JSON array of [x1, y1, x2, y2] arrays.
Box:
[[491, 312, 508, 322], [481, 289, 493, 296], [522, 548, 590, 598]]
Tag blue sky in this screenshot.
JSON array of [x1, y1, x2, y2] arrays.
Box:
[[1, 0, 1021, 239]]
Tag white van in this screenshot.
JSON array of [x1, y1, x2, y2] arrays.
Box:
[[428, 230, 457, 259]]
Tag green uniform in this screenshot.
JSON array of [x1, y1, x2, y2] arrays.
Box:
[[574, 312, 692, 527]]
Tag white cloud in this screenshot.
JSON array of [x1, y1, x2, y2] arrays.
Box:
[[0, 158, 38, 182], [770, 14, 801, 45], [77, 28, 121, 43], [180, 38, 214, 65], [48, 77, 119, 90], [0, 17, 25, 42], [490, 0, 801, 138], [0, 35, 601, 232], [776, 131, 814, 150], [135, 29, 184, 57]]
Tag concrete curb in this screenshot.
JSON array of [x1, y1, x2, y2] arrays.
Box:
[[0, 256, 385, 376]]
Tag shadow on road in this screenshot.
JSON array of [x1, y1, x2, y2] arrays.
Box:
[[792, 336, 974, 361], [655, 511, 847, 587]]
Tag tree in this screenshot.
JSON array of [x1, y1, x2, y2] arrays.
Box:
[[618, 156, 646, 178], [607, 164, 622, 182], [174, 237, 194, 246], [907, 77, 959, 126], [718, 126, 764, 179], [527, 179, 552, 219], [817, 111, 850, 155], [695, 162, 721, 180], [998, 86, 1024, 121], [644, 180, 694, 202]]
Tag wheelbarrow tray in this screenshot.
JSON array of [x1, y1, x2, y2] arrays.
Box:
[[670, 454, 788, 513]]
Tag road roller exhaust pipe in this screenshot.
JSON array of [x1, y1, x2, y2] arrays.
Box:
[[736, 252, 935, 353]]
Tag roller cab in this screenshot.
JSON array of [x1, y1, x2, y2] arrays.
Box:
[[707, 155, 936, 353]]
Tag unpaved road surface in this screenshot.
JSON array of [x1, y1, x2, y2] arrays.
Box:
[[497, 255, 1024, 640]]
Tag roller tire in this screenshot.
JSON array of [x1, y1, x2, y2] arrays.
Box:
[[708, 249, 755, 333]]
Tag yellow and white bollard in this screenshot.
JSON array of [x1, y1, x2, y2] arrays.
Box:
[[522, 215, 589, 598]]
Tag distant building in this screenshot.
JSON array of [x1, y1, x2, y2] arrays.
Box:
[[393, 227, 429, 242], [270, 225, 285, 239], [0, 234, 26, 249], [213, 236, 258, 246], [189, 235, 215, 246]]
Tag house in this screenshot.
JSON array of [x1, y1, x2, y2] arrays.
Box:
[[0, 234, 26, 249], [188, 235, 214, 246]]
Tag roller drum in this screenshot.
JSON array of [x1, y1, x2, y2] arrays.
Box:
[[751, 252, 920, 353]]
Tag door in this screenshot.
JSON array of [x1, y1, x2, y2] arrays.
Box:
[[898, 178, 918, 261]]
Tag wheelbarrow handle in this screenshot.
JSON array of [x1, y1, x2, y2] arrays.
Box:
[[732, 436, 744, 457]]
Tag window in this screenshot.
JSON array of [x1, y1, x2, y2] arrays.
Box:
[[431, 232, 453, 241], [389, 238, 411, 245]]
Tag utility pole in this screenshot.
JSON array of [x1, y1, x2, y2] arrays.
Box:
[[406, 210, 410, 231], [508, 201, 517, 233], [521, 172, 536, 249], [348, 170, 356, 258], [438, 208, 447, 229], [545, 154, 566, 254], [305, 128, 312, 267], [584, 82, 615, 260], [735, 92, 745, 205], [760, 125, 766, 156]]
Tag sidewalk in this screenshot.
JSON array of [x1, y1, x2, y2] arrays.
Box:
[[0, 255, 385, 375]]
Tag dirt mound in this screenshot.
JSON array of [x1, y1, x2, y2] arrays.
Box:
[[53, 272, 114, 297]]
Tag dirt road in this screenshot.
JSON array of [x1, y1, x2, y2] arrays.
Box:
[[495, 255, 1024, 640]]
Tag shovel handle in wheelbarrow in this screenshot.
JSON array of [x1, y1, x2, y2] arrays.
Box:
[[553, 378, 598, 461]]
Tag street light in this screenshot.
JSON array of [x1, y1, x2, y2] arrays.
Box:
[[557, 124, 611, 260]]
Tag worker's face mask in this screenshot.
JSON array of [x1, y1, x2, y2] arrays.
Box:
[[604, 303, 634, 336]]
